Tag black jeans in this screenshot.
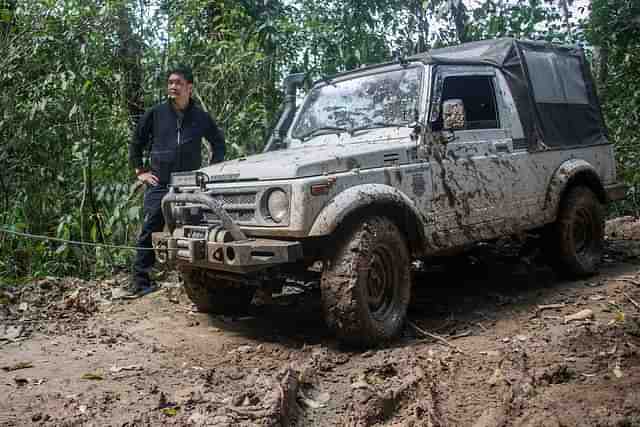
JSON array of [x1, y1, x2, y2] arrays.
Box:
[[133, 184, 169, 286]]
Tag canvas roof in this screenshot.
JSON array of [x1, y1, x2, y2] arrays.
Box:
[[410, 38, 608, 150]]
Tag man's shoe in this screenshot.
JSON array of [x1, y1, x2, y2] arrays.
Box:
[[120, 281, 159, 299]]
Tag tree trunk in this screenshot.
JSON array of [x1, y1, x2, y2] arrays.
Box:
[[598, 45, 609, 91], [450, 0, 469, 43], [559, 0, 572, 39], [117, 4, 144, 128], [0, 0, 16, 35], [414, 1, 429, 53]]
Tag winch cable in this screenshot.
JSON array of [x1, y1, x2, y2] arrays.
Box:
[[0, 227, 178, 251]]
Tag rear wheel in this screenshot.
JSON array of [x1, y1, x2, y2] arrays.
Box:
[[321, 216, 411, 346], [549, 186, 604, 277], [181, 268, 255, 314]]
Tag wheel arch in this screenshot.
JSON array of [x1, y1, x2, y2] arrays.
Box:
[[308, 184, 428, 256], [545, 159, 606, 218]]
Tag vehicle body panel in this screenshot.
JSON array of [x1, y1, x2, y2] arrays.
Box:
[[153, 45, 624, 273]]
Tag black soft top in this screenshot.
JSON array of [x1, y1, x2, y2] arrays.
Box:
[[410, 38, 608, 150]]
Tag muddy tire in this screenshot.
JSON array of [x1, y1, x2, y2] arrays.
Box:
[[321, 216, 411, 346], [181, 269, 255, 314], [550, 186, 604, 277]]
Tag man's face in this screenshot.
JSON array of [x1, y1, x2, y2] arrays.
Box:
[[167, 73, 192, 105]]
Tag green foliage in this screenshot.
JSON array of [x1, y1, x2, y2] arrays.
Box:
[[163, 0, 300, 156], [587, 0, 640, 215], [0, 1, 141, 278], [466, 0, 568, 42], [1, 0, 637, 281]]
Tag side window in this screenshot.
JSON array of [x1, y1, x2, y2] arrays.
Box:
[[440, 75, 499, 130]]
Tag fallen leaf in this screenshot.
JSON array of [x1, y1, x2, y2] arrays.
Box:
[[537, 303, 566, 311], [487, 367, 506, 386], [2, 362, 33, 372], [81, 373, 103, 380], [188, 413, 206, 424], [0, 291, 15, 305], [301, 397, 326, 409], [162, 407, 179, 416], [351, 374, 369, 390], [300, 389, 330, 409], [109, 364, 142, 373], [0, 325, 24, 341], [234, 345, 253, 354], [564, 309, 594, 323], [613, 365, 623, 379]]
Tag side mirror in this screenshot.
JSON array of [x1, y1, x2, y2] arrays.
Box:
[[442, 99, 466, 131]]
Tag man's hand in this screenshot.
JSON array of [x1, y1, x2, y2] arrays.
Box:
[[136, 170, 159, 186]]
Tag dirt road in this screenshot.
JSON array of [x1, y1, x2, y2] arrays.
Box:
[[1, 227, 640, 426]]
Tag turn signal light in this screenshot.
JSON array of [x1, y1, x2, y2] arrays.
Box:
[[310, 177, 336, 196], [310, 184, 330, 195]]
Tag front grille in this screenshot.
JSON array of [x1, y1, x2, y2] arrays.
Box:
[[226, 210, 256, 222], [210, 193, 257, 205], [202, 190, 258, 225]]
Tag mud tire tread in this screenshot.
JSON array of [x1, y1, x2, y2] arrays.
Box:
[[551, 186, 604, 277], [321, 216, 411, 347], [181, 269, 255, 315]]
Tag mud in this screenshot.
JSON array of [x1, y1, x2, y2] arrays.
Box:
[[2, 226, 640, 426]]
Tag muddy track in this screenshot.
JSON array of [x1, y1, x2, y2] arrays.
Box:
[[1, 235, 640, 426]]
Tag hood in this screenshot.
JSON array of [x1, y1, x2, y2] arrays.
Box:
[[200, 129, 413, 182]]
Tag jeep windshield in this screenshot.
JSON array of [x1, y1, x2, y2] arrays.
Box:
[[291, 66, 422, 142]]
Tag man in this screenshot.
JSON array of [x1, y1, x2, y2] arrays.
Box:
[[127, 64, 225, 297]]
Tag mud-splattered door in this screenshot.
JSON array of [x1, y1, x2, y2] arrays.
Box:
[[428, 69, 518, 248]]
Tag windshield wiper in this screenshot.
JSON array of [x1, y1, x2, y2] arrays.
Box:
[[348, 121, 407, 136], [297, 126, 348, 141]]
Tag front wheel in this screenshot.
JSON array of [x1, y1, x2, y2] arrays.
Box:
[[321, 216, 411, 346], [549, 186, 604, 277], [181, 269, 255, 315]]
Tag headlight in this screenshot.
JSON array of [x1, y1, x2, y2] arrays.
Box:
[[266, 189, 289, 223]]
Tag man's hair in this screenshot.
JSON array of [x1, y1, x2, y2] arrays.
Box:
[[167, 64, 194, 83]]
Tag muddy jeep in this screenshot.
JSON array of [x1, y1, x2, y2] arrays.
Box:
[[153, 38, 626, 346]]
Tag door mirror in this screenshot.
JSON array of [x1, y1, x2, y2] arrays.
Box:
[[442, 99, 466, 130]]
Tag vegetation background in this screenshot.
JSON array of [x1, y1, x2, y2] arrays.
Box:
[[0, 0, 638, 280]]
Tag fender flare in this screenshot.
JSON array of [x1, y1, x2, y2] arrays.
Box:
[[308, 183, 427, 251], [544, 159, 606, 214]]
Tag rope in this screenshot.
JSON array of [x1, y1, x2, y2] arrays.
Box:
[[0, 228, 175, 251]]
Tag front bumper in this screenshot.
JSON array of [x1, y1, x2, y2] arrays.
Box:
[[152, 230, 303, 273], [155, 189, 303, 273]]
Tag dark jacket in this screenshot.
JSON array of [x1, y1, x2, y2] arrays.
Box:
[[129, 100, 225, 185]]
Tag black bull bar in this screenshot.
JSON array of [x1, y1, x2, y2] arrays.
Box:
[[153, 189, 302, 272]]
